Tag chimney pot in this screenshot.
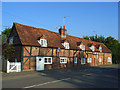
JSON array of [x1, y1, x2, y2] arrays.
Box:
[[64, 26, 65, 29]]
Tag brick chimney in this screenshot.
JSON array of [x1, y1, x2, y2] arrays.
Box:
[[59, 26, 67, 38]]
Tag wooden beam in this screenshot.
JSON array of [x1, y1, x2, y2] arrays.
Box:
[[21, 46, 23, 70], [29, 46, 32, 69], [24, 47, 31, 55], [45, 48, 51, 56]]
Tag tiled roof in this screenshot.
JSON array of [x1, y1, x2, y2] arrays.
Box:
[[13, 22, 111, 53]]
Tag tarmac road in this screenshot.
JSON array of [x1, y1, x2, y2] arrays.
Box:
[[2, 64, 120, 88]]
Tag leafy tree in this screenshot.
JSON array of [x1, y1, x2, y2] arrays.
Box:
[[2, 28, 12, 38], [2, 43, 15, 61], [1, 27, 15, 61]]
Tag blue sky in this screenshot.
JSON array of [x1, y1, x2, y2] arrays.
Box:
[[2, 2, 118, 39]]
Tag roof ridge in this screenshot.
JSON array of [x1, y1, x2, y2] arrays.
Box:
[[14, 22, 104, 45]]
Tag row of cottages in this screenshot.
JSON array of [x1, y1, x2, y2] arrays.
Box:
[[8, 22, 112, 71]]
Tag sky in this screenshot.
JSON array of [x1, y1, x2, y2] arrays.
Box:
[[2, 2, 118, 40]]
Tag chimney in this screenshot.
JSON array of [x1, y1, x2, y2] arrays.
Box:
[[59, 26, 67, 38]]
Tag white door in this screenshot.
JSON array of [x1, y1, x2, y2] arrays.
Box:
[[36, 57, 44, 71]]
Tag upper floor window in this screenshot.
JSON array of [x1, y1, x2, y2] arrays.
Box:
[[107, 57, 111, 62], [79, 45, 85, 51], [38, 39, 47, 47], [99, 47, 102, 52], [9, 36, 14, 44], [62, 42, 69, 49], [74, 57, 77, 63], [90, 46, 95, 52]]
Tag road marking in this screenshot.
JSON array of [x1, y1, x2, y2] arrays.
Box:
[[24, 78, 71, 88]]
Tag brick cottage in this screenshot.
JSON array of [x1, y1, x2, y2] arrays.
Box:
[[8, 22, 112, 71]]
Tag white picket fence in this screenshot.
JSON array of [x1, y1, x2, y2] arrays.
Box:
[[7, 61, 21, 73]]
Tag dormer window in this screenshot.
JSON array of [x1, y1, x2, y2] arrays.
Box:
[[9, 36, 14, 44], [38, 39, 47, 47], [90, 46, 95, 52], [62, 42, 69, 49], [79, 45, 85, 51], [99, 46, 102, 52]]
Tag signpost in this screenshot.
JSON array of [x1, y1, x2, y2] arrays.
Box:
[[57, 47, 61, 69]]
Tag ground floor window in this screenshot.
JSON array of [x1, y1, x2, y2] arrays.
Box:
[[99, 58, 102, 62], [74, 57, 77, 63], [60, 57, 67, 63], [81, 58, 86, 64], [107, 57, 111, 62], [44, 57, 52, 64], [87, 58, 92, 63]]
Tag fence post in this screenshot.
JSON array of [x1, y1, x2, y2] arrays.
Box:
[[7, 60, 9, 73]]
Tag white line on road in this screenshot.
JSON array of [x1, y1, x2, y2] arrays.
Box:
[[23, 78, 71, 88]]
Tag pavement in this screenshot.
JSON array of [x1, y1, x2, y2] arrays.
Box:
[[2, 64, 120, 88]]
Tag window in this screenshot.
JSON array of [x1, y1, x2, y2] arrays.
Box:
[[89, 46, 95, 52], [99, 58, 102, 62], [9, 36, 14, 44], [74, 57, 77, 63], [81, 58, 86, 64], [44, 57, 52, 64], [64, 42, 69, 49], [60, 57, 67, 63], [99, 47, 102, 52], [107, 57, 111, 62], [87, 58, 92, 63], [79, 45, 85, 50], [38, 39, 47, 47]]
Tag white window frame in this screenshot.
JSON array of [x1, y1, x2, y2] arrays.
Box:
[[44, 57, 52, 64], [90, 46, 95, 52], [74, 57, 77, 63], [81, 58, 86, 64], [99, 58, 102, 62], [87, 58, 92, 63], [99, 47, 102, 52], [60, 57, 67, 64], [9, 36, 14, 44], [64, 42, 69, 49], [79, 45, 85, 50], [107, 57, 111, 62], [38, 39, 47, 47]]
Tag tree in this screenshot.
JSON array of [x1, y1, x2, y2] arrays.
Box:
[[83, 35, 120, 64]]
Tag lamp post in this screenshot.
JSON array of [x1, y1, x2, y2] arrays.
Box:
[[57, 47, 61, 69]]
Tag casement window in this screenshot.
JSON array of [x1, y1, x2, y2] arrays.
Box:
[[79, 45, 85, 50], [107, 57, 111, 62], [99, 47, 102, 52], [38, 39, 47, 47], [99, 58, 102, 62], [60, 57, 67, 63], [74, 57, 78, 63], [62, 42, 69, 49], [44, 57, 52, 64], [87, 58, 92, 63], [81, 58, 86, 64], [90, 46, 95, 52], [9, 36, 14, 44]]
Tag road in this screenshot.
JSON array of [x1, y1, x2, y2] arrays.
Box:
[[2, 64, 120, 88]]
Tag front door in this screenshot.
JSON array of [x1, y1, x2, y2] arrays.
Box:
[[36, 57, 44, 71]]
